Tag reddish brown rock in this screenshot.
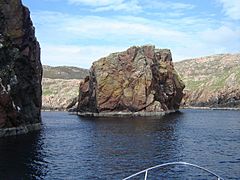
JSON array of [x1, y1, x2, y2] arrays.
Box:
[[77, 45, 185, 113], [0, 0, 42, 133], [0, 79, 19, 128]]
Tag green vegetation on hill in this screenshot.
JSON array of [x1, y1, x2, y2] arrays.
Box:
[[43, 65, 89, 79], [175, 53, 240, 107], [175, 54, 240, 91]]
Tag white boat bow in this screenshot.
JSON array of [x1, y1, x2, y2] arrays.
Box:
[[123, 162, 224, 180]]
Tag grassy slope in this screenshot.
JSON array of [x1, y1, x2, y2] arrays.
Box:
[[175, 53, 240, 107], [175, 54, 240, 90]]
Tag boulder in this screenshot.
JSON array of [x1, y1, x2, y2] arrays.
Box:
[[77, 45, 185, 114], [0, 0, 42, 135]]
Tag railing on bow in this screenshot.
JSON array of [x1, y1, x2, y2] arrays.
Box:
[[123, 162, 224, 180]]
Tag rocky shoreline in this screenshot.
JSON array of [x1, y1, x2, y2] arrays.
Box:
[[182, 106, 240, 111], [41, 109, 67, 112], [0, 123, 41, 137], [75, 110, 176, 117]]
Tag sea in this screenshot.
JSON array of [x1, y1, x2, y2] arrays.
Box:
[[0, 109, 239, 179]]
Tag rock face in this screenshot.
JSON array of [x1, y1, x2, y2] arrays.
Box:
[[0, 0, 42, 134], [77, 45, 185, 114], [175, 53, 240, 108], [183, 88, 240, 108]]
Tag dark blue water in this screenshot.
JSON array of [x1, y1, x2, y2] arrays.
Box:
[[0, 109, 239, 179]]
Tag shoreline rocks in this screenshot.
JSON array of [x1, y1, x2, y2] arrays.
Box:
[[76, 110, 176, 117], [0, 123, 41, 137], [182, 106, 240, 111], [77, 45, 185, 115], [182, 88, 240, 108]]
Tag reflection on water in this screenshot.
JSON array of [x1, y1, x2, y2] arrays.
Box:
[[0, 130, 47, 179], [0, 110, 239, 179]]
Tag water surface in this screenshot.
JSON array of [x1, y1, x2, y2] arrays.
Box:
[[0, 109, 239, 179]]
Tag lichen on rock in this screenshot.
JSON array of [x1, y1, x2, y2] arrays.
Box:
[[77, 45, 185, 114]]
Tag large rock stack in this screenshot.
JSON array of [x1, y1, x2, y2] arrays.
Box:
[[0, 0, 42, 136], [77, 45, 185, 115]]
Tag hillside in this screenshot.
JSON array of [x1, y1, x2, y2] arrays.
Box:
[[42, 66, 88, 110], [43, 65, 88, 79], [42, 53, 240, 110], [42, 78, 83, 110], [175, 53, 240, 108]]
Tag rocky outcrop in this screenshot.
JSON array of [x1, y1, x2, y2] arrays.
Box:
[[77, 45, 185, 115], [0, 0, 42, 136], [175, 53, 240, 108]]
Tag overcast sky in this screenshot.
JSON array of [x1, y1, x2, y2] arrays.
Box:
[[22, 0, 240, 68]]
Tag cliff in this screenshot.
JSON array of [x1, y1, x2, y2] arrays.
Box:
[[0, 0, 42, 136], [175, 53, 240, 108], [77, 45, 185, 115]]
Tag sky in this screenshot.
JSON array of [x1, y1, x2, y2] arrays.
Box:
[[22, 0, 240, 68]]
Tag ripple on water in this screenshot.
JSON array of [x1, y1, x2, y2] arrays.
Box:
[[0, 110, 239, 179]]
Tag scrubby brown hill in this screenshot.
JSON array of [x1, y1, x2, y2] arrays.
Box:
[[42, 78, 83, 110], [42, 65, 88, 110], [43, 65, 88, 79], [175, 53, 240, 108]]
